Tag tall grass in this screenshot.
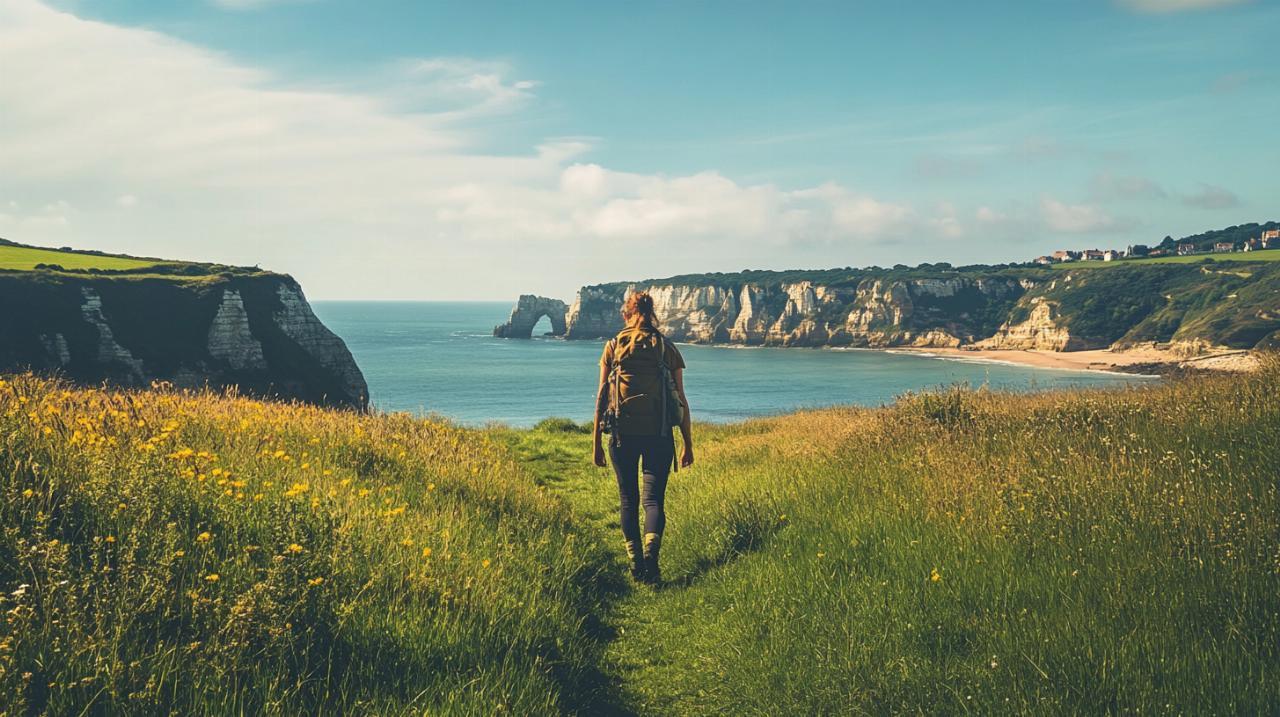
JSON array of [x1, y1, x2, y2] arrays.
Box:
[[0, 375, 616, 715], [592, 360, 1280, 714], [2, 361, 1278, 714]]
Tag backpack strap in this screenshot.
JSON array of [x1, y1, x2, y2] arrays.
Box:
[[606, 337, 622, 447], [653, 332, 679, 474]]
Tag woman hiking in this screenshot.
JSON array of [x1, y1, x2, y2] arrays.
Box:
[[593, 291, 694, 585]]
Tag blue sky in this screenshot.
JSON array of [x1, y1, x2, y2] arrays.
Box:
[[1, 0, 1276, 299]]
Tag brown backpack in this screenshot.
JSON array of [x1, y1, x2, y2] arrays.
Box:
[[601, 326, 684, 449]]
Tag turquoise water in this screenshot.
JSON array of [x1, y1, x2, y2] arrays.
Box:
[[312, 301, 1154, 427]]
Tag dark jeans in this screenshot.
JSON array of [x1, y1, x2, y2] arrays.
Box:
[[608, 433, 674, 543]]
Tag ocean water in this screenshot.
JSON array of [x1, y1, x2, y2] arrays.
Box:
[[313, 301, 1154, 428]]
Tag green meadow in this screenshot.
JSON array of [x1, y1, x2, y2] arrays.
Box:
[[1, 363, 1278, 714], [0, 244, 165, 272], [1049, 248, 1280, 269]]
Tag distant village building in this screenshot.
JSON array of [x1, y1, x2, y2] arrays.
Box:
[[1051, 250, 1078, 262], [1148, 248, 1170, 257], [1243, 238, 1260, 252], [1261, 229, 1280, 249], [1034, 256, 1053, 265], [1177, 243, 1198, 256], [1213, 241, 1234, 253], [1080, 249, 1105, 261], [1103, 250, 1120, 262]]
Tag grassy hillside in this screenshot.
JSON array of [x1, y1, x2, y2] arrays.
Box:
[[2, 366, 1278, 714], [0, 238, 259, 278], [1050, 248, 1280, 269], [0, 376, 617, 715], [0, 244, 166, 272], [1014, 262, 1280, 349]]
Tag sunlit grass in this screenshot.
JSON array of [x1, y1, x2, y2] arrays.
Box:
[[2, 360, 1278, 714], [0, 245, 164, 271], [508, 362, 1280, 714], [0, 376, 616, 715], [1049, 248, 1280, 269]]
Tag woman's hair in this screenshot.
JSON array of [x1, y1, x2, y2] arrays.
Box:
[[623, 291, 660, 328]]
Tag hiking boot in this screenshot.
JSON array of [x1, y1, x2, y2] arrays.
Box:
[[642, 532, 662, 585], [623, 539, 646, 582]]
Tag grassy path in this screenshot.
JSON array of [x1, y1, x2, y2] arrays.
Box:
[[493, 423, 732, 715], [494, 365, 1280, 716]]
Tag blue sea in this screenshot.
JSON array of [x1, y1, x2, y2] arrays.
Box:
[[313, 301, 1154, 428]]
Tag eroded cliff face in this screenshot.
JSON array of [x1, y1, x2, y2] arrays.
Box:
[[528, 261, 1280, 353], [0, 273, 368, 409], [976, 298, 1091, 351], [559, 276, 1031, 348]]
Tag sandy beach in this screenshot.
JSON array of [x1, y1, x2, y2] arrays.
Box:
[[897, 347, 1260, 374]]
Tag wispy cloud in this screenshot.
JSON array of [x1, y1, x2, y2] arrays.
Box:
[[208, 0, 310, 11], [1180, 184, 1240, 209], [1040, 198, 1132, 234], [0, 0, 962, 298], [1089, 172, 1168, 201], [1117, 0, 1254, 13]]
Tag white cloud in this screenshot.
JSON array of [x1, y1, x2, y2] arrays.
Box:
[[1089, 172, 1167, 201], [1040, 198, 1129, 234], [1180, 184, 1240, 209], [0, 0, 961, 298], [208, 0, 309, 10], [1117, 0, 1253, 12]]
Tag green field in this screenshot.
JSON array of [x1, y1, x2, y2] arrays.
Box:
[[1050, 248, 1280, 269], [0, 244, 164, 272], [1, 365, 1277, 714]]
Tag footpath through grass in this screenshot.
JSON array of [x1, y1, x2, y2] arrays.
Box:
[[499, 366, 1280, 715], [1, 365, 1278, 714]]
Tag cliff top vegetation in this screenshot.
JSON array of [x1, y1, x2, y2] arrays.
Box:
[[582, 220, 1280, 292], [0, 238, 269, 280]]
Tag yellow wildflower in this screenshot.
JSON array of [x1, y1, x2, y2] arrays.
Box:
[[204, 573, 220, 582], [930, 568, 942, 583], [104, 535, 116, 543], [196, 531, 212, 543], [400, 538, 414, 547], [307, 577, 324, 586], [421, 547, 432, 558], [22, 489, 34, 498], [482, 559, 491, 568], [286, 543, 304, 554]]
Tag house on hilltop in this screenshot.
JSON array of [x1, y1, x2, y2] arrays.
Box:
[[1051, 250, 1078, 262], [1103, 250, 1120, 262], [1177, 243, 1198, 256], [1080, 249, 1105, 261], [1213, 241, 1235, 253], [1034, 256, 1053, 265], [1261, 229, 1280, 249]]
